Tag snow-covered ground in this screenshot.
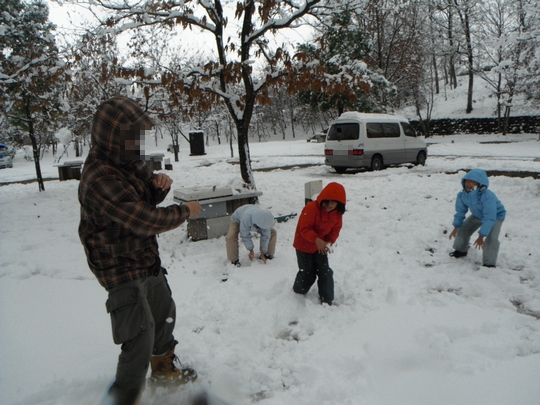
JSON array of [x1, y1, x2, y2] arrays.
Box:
[[1, 132, 540, 405]]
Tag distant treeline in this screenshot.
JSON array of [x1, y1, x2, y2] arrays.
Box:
[[410, 116, 540, 136]]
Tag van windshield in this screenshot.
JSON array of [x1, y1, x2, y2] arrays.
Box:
[[327, 123, 360, 141]]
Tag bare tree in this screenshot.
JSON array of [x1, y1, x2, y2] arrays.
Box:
[[500, 0, 528, 134], [436, 0, 459, 90], [475, 0, 513, 131], [454, 0, 478, 113], [69, 0, 370, 189], [360, 0, 425, 104]]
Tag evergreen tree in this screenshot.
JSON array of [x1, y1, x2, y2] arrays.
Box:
[[67, 30, 126, 155], [0, 0, 65, 191], [296, 10, 394, 116]]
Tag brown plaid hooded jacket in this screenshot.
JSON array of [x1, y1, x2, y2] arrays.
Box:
[[78, 96, 190, 290]]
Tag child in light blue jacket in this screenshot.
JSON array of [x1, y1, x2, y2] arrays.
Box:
[[449, 168, 506, 267], [226, 205, 277, 266]]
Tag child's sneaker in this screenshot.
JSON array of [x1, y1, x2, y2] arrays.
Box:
[[260, 253, 274, 260], [231, 259, 241, 267]]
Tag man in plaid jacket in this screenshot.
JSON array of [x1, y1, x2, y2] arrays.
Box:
[[78, 96, 201, 405]]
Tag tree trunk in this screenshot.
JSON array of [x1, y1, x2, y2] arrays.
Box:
[[414, 95, 430, 137], [289, 108, 296, 138], [337, 99, 344, 117], [503, 105, 511, 135], [457, 2, 474, 113], [236, 121, 256, 189], [466, 68, 474, 114], [448, 60, 456, 89], [447, 10, 458, 89], [173, 133, 180, 162], [229, 131, 234, 158], [432, 53, 440, 94], [29, 133, 45, 191], [496, 73, 502, 133], [215, 122, 221, 145], [25, 103, 45, 191]]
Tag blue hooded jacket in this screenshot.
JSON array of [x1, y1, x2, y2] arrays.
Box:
[[452, 169, 506, 236], [231, 205, 274, 253]]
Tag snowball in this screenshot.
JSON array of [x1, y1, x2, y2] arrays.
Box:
[[55, 128, 72, 145]]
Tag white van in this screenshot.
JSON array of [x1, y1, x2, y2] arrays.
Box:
[[324, 112, 427, 173]]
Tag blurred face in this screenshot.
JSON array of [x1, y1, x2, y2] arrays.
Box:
[[464, 179, 479, 192], [322, 200, 338, 212], [119, 125, 151, 161]]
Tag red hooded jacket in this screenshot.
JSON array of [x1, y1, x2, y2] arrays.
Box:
[[293, 182, 346, 254]]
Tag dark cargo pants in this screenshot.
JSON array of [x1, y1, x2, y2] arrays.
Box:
[[105, 268, 176, 404], [293, 250, 334, 304]]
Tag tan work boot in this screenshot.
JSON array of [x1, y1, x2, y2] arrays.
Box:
[[149, 348, 197, 386]]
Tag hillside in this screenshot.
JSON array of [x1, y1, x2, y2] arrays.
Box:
[[398, 75, 537, 121]]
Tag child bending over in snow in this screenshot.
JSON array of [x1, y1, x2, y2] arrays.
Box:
[[292, 182, 346, 305], [449, 168, 506, 268], [226, 205, 277, 267]]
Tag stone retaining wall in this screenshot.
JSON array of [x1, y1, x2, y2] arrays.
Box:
[[410, 115, 540, 136]]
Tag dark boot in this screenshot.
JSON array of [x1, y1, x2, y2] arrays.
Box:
[[449, 250, 467, 258], [150, 348, 197, 386], [103, 382, 142, 405]]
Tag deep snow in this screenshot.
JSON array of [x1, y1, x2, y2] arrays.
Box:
[[1, 130, 540, 405]]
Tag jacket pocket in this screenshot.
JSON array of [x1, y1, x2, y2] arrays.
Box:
[[106, 286, 149, 344]]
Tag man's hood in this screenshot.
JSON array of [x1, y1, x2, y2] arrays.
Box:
[[462, 168, 489, 190], [91, 96, 154, 165], [316, 182, 346, 205]]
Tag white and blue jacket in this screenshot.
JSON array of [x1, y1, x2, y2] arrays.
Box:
[[452, 168, 506, 236], [231, 205, 274, 253]]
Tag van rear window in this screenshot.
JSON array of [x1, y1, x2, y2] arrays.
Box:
[[366, 123, 400, 138], [327, 123, 360, 141]]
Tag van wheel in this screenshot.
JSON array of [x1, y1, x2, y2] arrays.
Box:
[[370, 156, 383, 171], [334, 167, 347, 174], [416, 151, 426, 166]]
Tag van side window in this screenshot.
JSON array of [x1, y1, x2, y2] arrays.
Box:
[[366, 123, 400, 138], [366, 123, 383, 138], [327, 123, 360, 141], [401, 122, 417, 137], [382, 123, 400, 137]]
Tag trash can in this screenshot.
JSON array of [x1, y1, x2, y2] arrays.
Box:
[[148, 153, 164, 170], [54, 161, 83, 181], [189, 131, 206, 156]]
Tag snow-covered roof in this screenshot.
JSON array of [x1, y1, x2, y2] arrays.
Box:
[[335, 111, 409, 123]]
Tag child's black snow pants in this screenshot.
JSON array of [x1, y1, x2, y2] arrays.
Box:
[[293, 249, 334, 304]]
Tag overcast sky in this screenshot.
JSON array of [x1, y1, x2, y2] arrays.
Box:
[[46, 0, 316, 65]]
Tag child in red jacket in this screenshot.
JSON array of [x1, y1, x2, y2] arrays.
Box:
[[292, 182, 346, 305]]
